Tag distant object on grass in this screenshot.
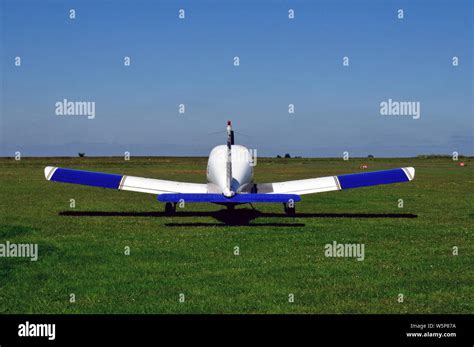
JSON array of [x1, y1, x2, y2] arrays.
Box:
[[368, 154, 374, 159], [276, 154, 298, 159], [459, 162, 466, 167], [78, 153, 85, 158], [360, 164, 368, 169], [417, 154, 465, 159]]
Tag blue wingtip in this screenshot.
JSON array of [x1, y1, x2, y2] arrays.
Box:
[[49, 167, 123, 189], [337, 168, 410, 189]]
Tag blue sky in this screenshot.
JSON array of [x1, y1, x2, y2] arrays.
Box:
[[1, 0, 472, 157]]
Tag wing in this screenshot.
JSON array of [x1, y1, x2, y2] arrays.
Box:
[[44, 166, 208, 195], [257, 167, 415, 195]]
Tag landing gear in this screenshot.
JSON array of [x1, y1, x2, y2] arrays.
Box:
[[164, 202, 176, 215], [284, 202, 296, 216]]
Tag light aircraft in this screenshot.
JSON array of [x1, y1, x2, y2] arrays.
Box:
[[44, 121, 415, 215]]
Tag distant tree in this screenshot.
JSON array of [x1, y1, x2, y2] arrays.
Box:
[[368, 154, 374, 159], [417, 154, 458, 159], [78, 153, 85, 157], [276, 155, 282, 158], [284, 153, 291, 159]]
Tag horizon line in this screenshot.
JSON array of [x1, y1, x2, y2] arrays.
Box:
[[1, 155, 472, 159]]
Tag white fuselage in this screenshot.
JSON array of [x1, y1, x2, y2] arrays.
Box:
[[207, 145, 253, 197]]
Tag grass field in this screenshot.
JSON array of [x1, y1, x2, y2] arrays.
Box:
[[0, 157, 472, 314]]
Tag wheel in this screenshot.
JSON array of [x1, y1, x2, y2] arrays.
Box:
[[284, 202, 296, 216], [164, 202, 175, 215]]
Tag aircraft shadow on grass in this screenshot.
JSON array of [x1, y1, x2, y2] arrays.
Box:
[[59, 209, 417, 227]]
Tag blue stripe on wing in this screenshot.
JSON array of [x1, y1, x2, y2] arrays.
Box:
[[158, 193, 301, 203], [50, 168, 123, 189], [337, 168, 409, 189]]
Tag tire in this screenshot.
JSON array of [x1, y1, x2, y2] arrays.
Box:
[[164, 202, 175, 215], [284, 203, 296, 216]]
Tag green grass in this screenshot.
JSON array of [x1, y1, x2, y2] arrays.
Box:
[[0, 157, 472, 313]]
